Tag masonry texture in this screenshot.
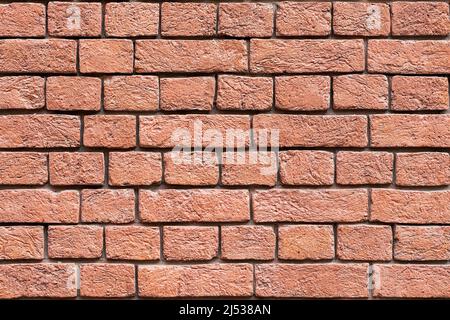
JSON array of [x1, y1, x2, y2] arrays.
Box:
[[0, 1, 449, 300]]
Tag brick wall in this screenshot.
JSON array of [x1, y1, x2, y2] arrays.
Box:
[[0, 1, 449, 299]]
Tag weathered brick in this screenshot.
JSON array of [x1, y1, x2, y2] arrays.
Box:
[[163, 226, 218, 261], [256, 264, 368, 298], [370, 115, 450, 148], [279, 151, 334, 186], [161, 2, 216, 37], [104, 76, 159, 111], [48, 226, 103, 259], [80, 264, 135, 298], [0, 189, 79, 224], [253, 115, 367, 147], [217, 75, 273, 111], [0, 264, 76, 299], [336, 151, 393, 185], [84, 115, 136, 149], [391, 76, 449, 111], [80, 39, 133, 74], [46, 76, 101, 111], [337, 225, 392, 261], [0, 153, 47, 185], [0, 76, 44, 110], [106, 226, 160, 261], [253, 189, 368, 223], [0, 226, 44, 260], [219, 3, 273, 37], [0, 3, 45, 37], [105, 2, 159, 37], [135, 40, 248, 73], [109, 152, 162, 186], [82, 189, 135, 224], [277, 2, 331, 36], [140, 189, 249, 223], [49, 152, 104, 186], [139, 264, 253, 297], [160, 77, 215, 111], [278, 225, 334, 260], [251, 39, 364, 73], [48, 2, 102, 37], [333, 75, 388, 110], [221, 226, 275, 261], [371, 189, 450, 224]]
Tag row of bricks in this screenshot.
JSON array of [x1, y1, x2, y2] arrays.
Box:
[[2, 263, 450, 298], [2, 2, 449, 38], [1, 224, 450, 262], [2, 75, 449, 111], [0, 188, 448, 224], [0, 114, 448, 148], [1, 151, 448, 187], [1, 38, 450, 74]]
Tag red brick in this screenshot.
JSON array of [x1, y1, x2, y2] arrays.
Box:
[[221, 152, 277, 186], [135, 40, 248, 73], [337, 225, 392, 261], [373, 265, 450, 298], [139, 264, 253, 297], [221, 226, 275, 261], [106, 226, 160, 261], [82, 189, 135, 224], [217, 75, 273, 111], [253, 115, 367, 147], [0, 264, 76, 299], [105, 2, 158, 37], [333, 75, 388, 110], [0, 76, 44, 110], [368, 40, 450, 74], [253, 189, 368, 223], [370, 115, 450, 148], [0, 190, 79, 223], [251, 39, 364, 73], [80, 39, 133, 74], [0, 39, 76, 73], [395, 226, 450, 261], [256, 264, 368, 298], [160, 77, 215, 111], [392, 2, 450, 36], [219, 3, 273, 37], [48, 226, 103, 259], [139, 115, 250, 148], [161, 3, 216, 37], [84, 115, 136, 149], [0, 226, 44, 260], [49, 152, 104, 186], [48, 2, 101, 37], [46, 76, 101, 111], [109, 152, 162, 186], [163, 226, 218, 261], [140, 189, 249, 223], [391, 76, 449, 111], [80, 264, 135, 298], [0, 152, 47, 185], [279, 151, 334, 186], [0, 3, 45, 37], [396, 152, 450, 187], [336, 151, 393, 185], [278, 225, 334, 260], [333, 2, 390, 36], [104, 76, 158, 111], [277, 2, 331, 36], [0, 115, 80, 148], [275, 76, 330, 111], [371, 189, 450, 224], [164, 151, 219, 186]]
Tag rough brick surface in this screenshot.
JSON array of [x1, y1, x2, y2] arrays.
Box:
[[1, 1, 449, 300]]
